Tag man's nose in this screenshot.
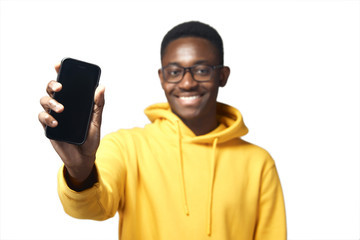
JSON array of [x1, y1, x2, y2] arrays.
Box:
[[178, 70, 198, 90]]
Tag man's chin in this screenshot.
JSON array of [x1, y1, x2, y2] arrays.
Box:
[[171, 108, 200, 123]]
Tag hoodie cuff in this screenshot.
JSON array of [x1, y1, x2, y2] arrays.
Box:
[[57, 164, 100, 200]]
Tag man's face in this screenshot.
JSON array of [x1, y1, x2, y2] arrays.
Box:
[[159, 37, 229, 124]]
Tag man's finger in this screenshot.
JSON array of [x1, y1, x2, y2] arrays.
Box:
[[46, 80, 62, 96], [92, 85, 105, 129], [38, 111, 58, 129], [40, 95, 64, 113], [55, 63, 61, 73]]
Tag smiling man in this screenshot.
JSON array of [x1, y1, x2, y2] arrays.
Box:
[[39, 21, 287, 240]]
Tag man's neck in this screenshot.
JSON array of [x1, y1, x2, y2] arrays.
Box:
[[179, 115, 218, 136]]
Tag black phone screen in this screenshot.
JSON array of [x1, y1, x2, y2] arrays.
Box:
[[45, 58, 101, 145]]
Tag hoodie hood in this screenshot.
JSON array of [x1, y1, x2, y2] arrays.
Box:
[[144, 102, 248, 143]]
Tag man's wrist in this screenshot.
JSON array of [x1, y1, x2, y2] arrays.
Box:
[[64, 165, 98, 192]]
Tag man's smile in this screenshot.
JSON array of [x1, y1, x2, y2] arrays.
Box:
[[175, 93, 204, 106], [178, 95, 200, 100]]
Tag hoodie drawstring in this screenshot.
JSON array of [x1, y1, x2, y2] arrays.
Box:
[[176, 120, 190, 216], [207, 137, 218, 236], [176, 120, 219, 236]]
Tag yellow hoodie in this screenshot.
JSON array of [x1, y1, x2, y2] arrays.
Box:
[[58, 102, 287, 240]]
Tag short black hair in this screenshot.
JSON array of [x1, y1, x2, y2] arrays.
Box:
[[160, 21, 224, 65]]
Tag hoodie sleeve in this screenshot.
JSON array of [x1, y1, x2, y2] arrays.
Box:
[[254, 165, 287, 240], [57, 133, 127, 220]]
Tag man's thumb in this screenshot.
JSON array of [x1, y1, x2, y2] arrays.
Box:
[[92, 85, 105, 128]]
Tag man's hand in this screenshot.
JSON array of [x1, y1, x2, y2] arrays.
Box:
[[38, 64, 105, 190]]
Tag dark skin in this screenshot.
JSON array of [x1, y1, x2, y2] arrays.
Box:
[[159, 37, 230, 135], [39, 37, 230, 189]]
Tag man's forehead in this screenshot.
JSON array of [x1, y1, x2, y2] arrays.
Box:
[[165, 37, 214, 50], [162, 37, 218, 63]]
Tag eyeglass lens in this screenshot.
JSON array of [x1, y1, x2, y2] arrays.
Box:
[[163, 65, 214, 82]]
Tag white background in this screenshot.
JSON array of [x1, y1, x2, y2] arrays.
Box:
[[0, 0, 359, 239]]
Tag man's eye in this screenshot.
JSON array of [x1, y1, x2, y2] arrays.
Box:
[[194, 66, 211, 76], [167, 68, 182, 76], [170, 70, 180, 76]]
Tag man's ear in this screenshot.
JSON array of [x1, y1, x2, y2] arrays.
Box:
[[158, 69, 165, 89], [219, 66, 230, 87]]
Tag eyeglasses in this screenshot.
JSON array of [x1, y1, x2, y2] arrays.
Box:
[[161, 64, 223, 83]]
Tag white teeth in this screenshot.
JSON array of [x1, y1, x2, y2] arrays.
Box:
[[179, 96, 199, 100]]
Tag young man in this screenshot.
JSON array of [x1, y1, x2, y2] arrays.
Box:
[[39, 21, 286, 240]]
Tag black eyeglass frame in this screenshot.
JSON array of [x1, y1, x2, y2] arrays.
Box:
[[161, 64, 224, 83]]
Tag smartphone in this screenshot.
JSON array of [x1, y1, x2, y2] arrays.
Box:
[[45, 58, 101, 145]]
